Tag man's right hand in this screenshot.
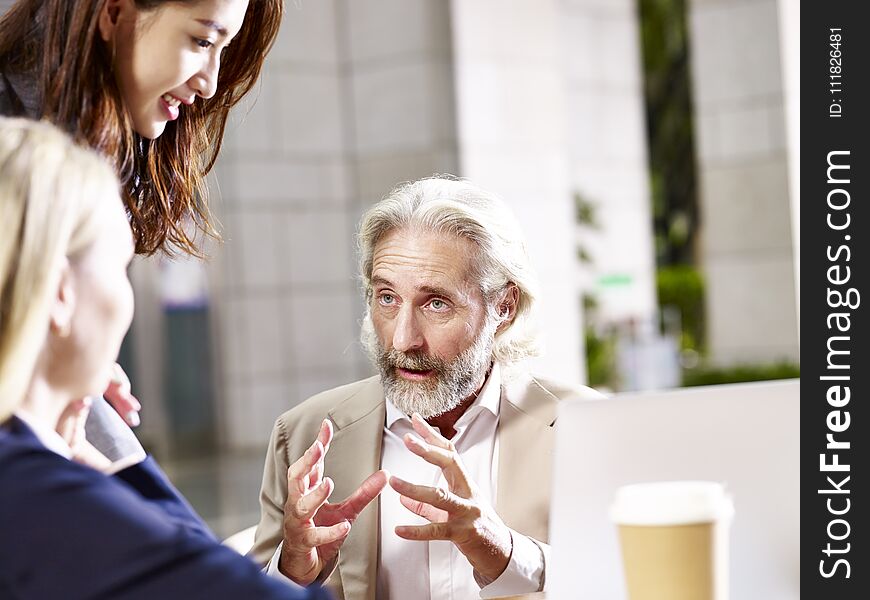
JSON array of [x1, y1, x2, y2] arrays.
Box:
[[279, 419, 388, 585]]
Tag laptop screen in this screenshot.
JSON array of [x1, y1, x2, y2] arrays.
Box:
[[548, 379, 800, 599]]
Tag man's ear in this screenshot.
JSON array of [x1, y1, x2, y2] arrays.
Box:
[[98, 0, 128, 43], [495, 283, 520, 334], [48, 258, 76, 340]]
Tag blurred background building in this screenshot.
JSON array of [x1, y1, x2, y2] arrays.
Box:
[[0, 0, 799, 537]]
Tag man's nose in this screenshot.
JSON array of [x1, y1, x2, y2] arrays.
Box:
[[392, 307, 424, 353]]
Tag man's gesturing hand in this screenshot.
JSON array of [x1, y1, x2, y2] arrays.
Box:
[[279, 419, 388, 585], [389, 413, 513, 582]]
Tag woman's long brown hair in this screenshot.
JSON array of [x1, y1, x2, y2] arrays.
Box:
[[0, 0, 283, 256]]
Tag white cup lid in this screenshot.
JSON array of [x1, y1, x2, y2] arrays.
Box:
[[609, 481, 734, 526]]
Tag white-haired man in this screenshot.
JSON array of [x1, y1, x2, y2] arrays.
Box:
[[251, 176, 601, 599]]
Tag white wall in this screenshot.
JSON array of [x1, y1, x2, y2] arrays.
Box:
[[449, 0, 585, 383], [561, 0, 658, 327]]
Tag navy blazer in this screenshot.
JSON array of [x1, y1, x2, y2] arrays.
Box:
[[0, 417, 330, 600]]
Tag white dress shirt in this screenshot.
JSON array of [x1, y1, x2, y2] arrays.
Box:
[[377, 363, 544, 599]]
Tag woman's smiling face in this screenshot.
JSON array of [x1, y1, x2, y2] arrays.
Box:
[[101, 0, 249, 139]]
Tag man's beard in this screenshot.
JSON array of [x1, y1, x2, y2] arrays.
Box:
[[362, 315, 498, 419]]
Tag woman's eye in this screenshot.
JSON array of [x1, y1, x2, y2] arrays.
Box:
[[193, 38, 213, 49], [380, 294, 394, 305]]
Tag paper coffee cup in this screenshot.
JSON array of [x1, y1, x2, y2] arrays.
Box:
[[610, 481, 734, 600]]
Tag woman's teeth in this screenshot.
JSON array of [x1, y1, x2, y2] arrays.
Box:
[[162, 94, 181, 108]]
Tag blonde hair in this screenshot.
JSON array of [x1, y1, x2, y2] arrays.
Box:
[[358, 175, 541, 365], [0, 117, 118, 423]]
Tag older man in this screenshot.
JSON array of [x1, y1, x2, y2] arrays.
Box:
[[251, 176, 601, 599]]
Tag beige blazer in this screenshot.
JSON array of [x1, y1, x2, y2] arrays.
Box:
[[251, 372, 599, 600]]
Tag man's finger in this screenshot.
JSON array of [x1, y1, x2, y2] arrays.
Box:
[[402, 435, 473, 497], [402, 434, 453, 468], [395, 521, 451, 542], [286, 441, 325, 499], [309, 420, 332, 490], [288, 439, 324, 482], [295, 477, 334, 519], [399, 494, 448, 523], [310, 458, 324, 489], [337, 469, 390, 518], [316, 419, 334, 455], [298, 521, 351, 549], [410, 413, 452, 451], [389, 476, 466, 513]]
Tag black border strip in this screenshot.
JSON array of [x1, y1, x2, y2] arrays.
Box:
[[802, 1, 868, 596]]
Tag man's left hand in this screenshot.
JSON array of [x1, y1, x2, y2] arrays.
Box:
[[389, 413, 513, 582]]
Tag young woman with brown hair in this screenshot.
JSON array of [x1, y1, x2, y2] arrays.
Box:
[[1, 0, 282, 424], [0, 0, 282, 256]]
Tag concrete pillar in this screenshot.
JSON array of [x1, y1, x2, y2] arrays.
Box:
[[343, 0, 460, 207], [449, 0, 585, 383], [688, 0, 799, 365], [210, 0, 360, 449], [560, 0, 658, 329]]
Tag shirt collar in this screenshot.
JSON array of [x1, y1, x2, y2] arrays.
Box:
[[385, 362, 502, 430], [14, 409, 72, 460]]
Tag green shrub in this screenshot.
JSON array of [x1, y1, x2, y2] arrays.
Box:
[[585, 327, 618, 389], [682, 361, 800, 387], [657, 265, 704, 351]]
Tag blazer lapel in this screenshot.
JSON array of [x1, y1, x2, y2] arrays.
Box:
[[326, 379, 386, 600], [496, 373, 558, 542]]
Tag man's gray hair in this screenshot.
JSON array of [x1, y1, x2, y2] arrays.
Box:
[[357, 175, 540, 365]]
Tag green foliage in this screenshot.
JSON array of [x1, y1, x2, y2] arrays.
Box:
[[577, 247, 593, 264], [682, 362, 800, 387], [575, 191, 600, 265], [582, 293, 599, 313], [582, 293, 617, 389], [638, 0, 698, 267], [574, 192, 600, 228], [585, 327, 618, 389], [656, 265, 704, 351]]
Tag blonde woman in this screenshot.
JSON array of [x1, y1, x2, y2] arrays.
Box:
[[0, 117, 330, 600]]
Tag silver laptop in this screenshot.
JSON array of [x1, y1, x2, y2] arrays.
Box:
[[548, 379, 800, 599]]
